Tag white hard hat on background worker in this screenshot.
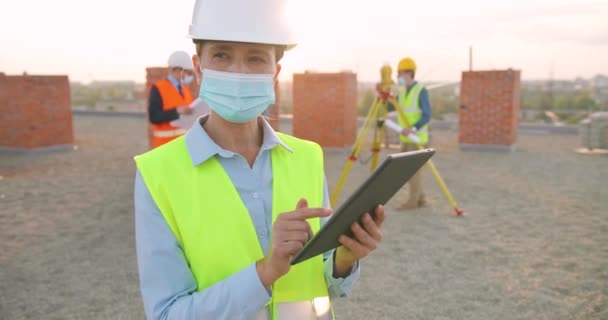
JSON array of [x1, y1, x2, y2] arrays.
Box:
[[167, 50, 193, 70]]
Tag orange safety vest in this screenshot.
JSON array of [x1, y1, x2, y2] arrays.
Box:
[[150, 79, 194, 148]]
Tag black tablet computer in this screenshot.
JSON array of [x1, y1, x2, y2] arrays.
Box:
[[291, 149, 435, 265]]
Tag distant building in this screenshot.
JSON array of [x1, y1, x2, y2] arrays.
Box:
[[89, 80, 136, 89], [95, 99, 145, 112], [592, 75, 608, 89], [591, 75, 608, 107], [574, 77, 589, 90]]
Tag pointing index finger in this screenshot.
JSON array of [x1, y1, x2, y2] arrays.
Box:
[[289, 208, 333, 221]]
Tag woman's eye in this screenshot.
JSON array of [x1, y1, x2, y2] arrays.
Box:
[[213, 53, 228, 59], [250, 57, 266, 64]]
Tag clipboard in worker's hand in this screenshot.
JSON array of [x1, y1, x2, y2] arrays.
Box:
[[170, 98, 210, 129], [291, 149, 435, 265]]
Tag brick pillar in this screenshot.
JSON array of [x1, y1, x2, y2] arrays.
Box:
[[266, 81, 281, 131], [292, 72, 357, 148], [459, 69, 521, 151], [0, 73, 73, 150]]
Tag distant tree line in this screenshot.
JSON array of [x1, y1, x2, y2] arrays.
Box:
[[521, 88, 601, 111], [71, 83, 138, 108]]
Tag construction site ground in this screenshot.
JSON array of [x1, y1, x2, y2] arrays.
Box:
[[1, 114, 606, 320]]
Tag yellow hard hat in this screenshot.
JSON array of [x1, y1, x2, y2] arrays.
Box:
[[398, 57, 417, 71]]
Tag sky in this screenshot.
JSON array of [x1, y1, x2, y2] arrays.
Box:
[[1, 0, 607, 83]]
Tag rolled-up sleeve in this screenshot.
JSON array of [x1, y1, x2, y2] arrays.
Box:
[[134, 170, 271, 320], [413, 87, 432, 130]]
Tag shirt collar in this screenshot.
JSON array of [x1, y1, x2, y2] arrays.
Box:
[[184, 116, 293, 167], [398, 81, 418, 92], [408, 81, 419, 89], [167, 75, 181, 90]]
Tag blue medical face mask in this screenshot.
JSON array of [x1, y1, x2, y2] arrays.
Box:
[[199, 68, 276, 123], [398, 76, 407, 86]]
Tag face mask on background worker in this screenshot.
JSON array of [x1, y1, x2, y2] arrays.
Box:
[[198, 68, 276, 123], [182, 75, 194, 85], [398, 75, 414, 87], [398, 76, 407, 86]]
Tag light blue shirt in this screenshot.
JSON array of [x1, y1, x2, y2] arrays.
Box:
[[134, 117, 360, 320], [167, 75, 182, 91]]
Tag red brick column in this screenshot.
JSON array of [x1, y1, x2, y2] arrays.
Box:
[[292, 72, 357, 148], [266, 81, 281, 131], [459, 70, 521, 151], [0, 73, 73, 150]]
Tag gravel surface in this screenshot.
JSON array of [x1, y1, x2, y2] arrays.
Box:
[[1, 115, 606, 320]]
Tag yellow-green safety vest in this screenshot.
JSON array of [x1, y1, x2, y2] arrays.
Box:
[[134, 132, 331, 319], [398, 83, 429, 144]]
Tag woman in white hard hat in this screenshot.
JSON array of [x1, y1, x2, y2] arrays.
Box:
[[134, 0, 385, 319]]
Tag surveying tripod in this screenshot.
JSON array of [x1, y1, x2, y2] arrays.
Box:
[[330, 65, 463, 216]]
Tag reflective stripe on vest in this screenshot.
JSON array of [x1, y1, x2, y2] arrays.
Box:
[[400, 106, 422, 113], [414, 127, 429, 134], [151, 79, 193, 148], [256, 298, 333, 319], [134, 133, 331, 320], [397, 83, 429, 144], [152, 128, 187, 138]]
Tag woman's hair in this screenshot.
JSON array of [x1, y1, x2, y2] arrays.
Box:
[[194, 40, 285, 62]]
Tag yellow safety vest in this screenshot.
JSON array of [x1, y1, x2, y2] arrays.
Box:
[[134, 133, 331, 319], [398, 83, 429, 144]]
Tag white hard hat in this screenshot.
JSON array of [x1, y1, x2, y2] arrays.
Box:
[[168, 51, 193, 70], [188, 0, 297, 49]]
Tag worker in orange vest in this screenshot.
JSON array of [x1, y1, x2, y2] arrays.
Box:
[[148, 51, 195, 148]]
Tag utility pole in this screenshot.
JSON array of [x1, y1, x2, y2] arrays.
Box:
[[548, 64, 554, 110], [469, 45, 473, 71]]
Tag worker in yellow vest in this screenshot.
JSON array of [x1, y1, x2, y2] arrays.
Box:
[[148, 51, 195, 148], [395, 57, 432, 210], [133, 0, 386, 319]]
